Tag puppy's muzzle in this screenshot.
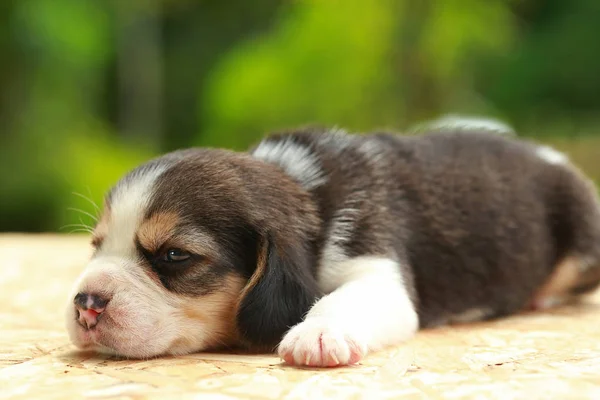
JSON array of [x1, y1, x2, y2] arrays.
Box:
[[73, 292, 110, 329]]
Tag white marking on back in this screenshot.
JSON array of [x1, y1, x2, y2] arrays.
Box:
[[320, 209, 358, 266], [316, 127, 353, 155], [536, 145, 568, 165], [100, 164, 168, 257], [319, 192, 366, 268], [252, 138, 326, 190], [358, 139, 387, 165], [412, 114, 515, 135]]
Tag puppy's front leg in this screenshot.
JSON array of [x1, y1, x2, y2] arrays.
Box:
[[278, 257, 418, 367]]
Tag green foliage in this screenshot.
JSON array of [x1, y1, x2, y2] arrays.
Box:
[[1, 125, 152, 232], [0, 0, 599, 232], [200, 0, 401, 149], [199, 0, 519, 149], [15, 0, 111, 68], [477, 0, 600, 132]]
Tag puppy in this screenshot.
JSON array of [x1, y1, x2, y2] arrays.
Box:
[[66, 122, 600, 367]]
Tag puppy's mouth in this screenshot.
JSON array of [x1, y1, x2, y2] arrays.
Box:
[[68, 304, 150, 357], [71, 308, 116, 348]]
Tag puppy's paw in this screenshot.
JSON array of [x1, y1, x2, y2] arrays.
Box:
[[277, 318, 367, 367]]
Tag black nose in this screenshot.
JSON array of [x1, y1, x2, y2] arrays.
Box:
[[73, 292, 109, 311]]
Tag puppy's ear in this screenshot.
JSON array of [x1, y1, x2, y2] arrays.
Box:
[[236, 234, 321, 350]]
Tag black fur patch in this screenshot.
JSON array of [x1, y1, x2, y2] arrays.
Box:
[[236, 236, 321, 350]]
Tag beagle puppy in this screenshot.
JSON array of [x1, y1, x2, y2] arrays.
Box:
[[66, 121, 600, 367]]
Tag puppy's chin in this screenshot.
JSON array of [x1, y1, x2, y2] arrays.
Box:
[[65, 299, 228, 359], [66, 322, 211, 359], [65, 302, 173, 359]]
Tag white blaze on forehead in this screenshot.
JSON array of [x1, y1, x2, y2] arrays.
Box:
[[101, 164, 169, 256], [252, 138, 326, 190], [536, 145, 568, 165]]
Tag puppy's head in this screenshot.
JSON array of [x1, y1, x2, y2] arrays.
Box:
[[66, 148, 321, 358]]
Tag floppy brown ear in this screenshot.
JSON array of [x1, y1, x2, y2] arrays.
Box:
[[236, 233, 321, 351]]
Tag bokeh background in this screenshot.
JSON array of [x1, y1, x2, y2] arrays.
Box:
[[1, 0, 599, 233]]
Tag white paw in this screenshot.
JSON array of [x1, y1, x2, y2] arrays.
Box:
[[277, 318, 368, 367]]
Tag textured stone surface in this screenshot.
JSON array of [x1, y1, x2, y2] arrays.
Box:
[[1, 234, 599, 399]]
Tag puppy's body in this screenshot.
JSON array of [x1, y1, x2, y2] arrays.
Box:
[[256, 129, 600, 322], [66, 125, 600, 367]]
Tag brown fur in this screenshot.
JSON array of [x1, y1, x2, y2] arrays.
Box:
[[234, 236, 268, 319], [177, 274, 246, 349], [137, 212, 180, 253], [530, 256, 583, 308]]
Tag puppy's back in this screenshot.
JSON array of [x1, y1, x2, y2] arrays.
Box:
[[379, 131, 599, 325], [253, 128, 600, 326]]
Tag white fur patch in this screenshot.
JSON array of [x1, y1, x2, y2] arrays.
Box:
[[280, 256, 418, 367], [252, 138, 326, 190], [67, 163, 170, 357], [358, 139, 387, 165], [320, 210, 359, 267], [413, 114, 515, 135], [536, 145, 568, 165], [66, 256, 178, 358], [100, 165, 168, 257], [316, 127, 353, 155], [319, 193, 367, 269], [67, 254, 242, 358]]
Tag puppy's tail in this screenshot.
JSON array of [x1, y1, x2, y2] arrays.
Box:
[[408, 114, 515, 136]]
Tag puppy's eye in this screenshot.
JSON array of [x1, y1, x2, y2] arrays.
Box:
[[163, 249, 191, 262]]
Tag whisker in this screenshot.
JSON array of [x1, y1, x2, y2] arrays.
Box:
[[78, 216, 93, 229], [59, 223, 94, 232], [87, 186, 103, 211], [68, 228, 94, 234], [67, 207, 98, 222], [86, 186, 97, 202], [72, 191, 100, 213]]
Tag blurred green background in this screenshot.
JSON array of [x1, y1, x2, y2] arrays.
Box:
[[1, 0, 599, 233]]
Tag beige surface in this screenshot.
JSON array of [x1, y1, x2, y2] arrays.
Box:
[[1, 234, 599, 399]]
